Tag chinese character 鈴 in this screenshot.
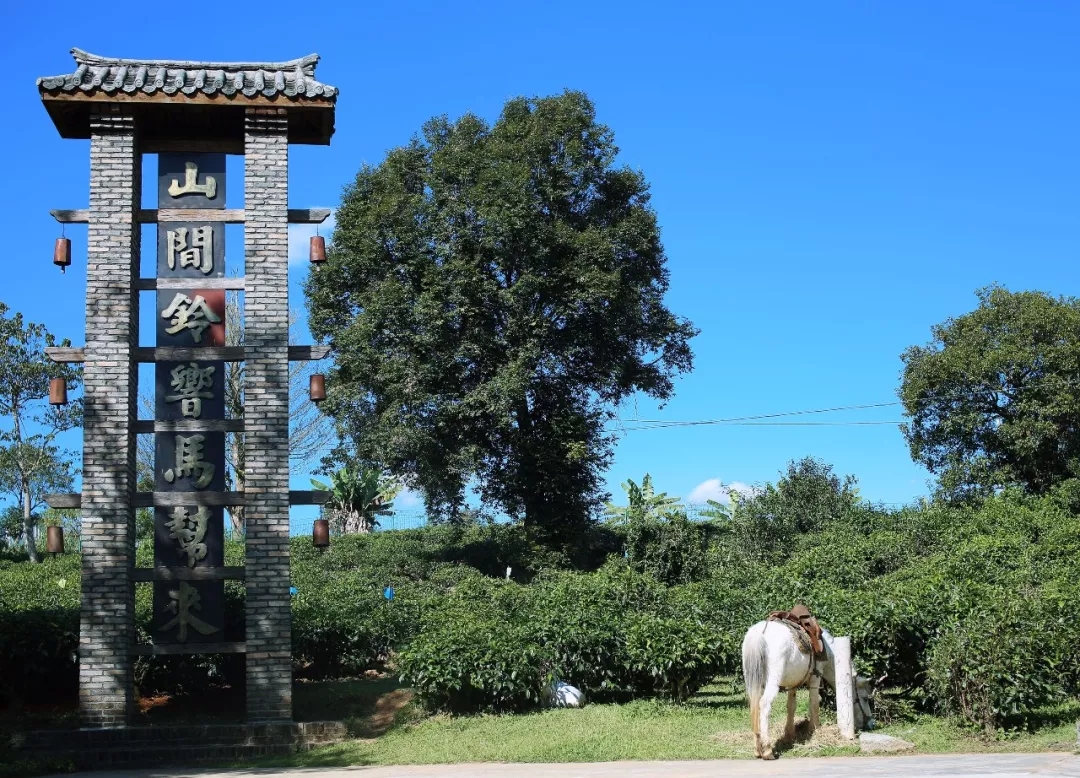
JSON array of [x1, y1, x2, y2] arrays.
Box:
[[161, 293, 220, 343]]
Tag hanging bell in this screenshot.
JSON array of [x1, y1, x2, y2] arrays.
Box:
[[53, 237, 71, 273], [49, 377, 68, 406], [310, 235, 326, 263], [47, 526, 65, 555], [309, 374, 326, 403], [312, 518, 330, 548]]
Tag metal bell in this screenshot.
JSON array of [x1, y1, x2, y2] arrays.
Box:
[[49, 378, 68, 406], [310, 235, 326, 263], [313, 518, 330, 548], [54, 238, 71, 273], [47, 526, 65, 555], [309, 374, 326, 403]]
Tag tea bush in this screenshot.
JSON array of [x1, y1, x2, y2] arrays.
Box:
[[396, 565, 726, 711], [0, 552, 80, 704], [4, 479, 1080, 731]]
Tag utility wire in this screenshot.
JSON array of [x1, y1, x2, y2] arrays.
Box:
[[619, 401, 899, 427], [618, 420, 906, 431], [611, 372, 1080, 432]]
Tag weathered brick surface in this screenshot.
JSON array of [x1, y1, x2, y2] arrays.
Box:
[[243, 108, 293, 722], [80, 106, 140, 728]]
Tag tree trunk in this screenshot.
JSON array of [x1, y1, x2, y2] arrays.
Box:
[[22, 480, 38, 563], [515, 397, 539, 531]]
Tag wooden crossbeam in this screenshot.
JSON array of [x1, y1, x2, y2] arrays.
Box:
[[44, 490, 329, 509], [132, 567, 246, 582], [130, 642, 246, 656], [138, 277, 247, 290], [50, 208, 332, 225], [133, 419, 245, 434], [45, 345, 331, 363]]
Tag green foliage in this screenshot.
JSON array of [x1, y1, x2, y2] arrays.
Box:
[[4, 468, 1080, 732], [726, 456, 859, 563], [900, 285, 1080, 502], [604, 474, 683, 524], [0, 303, 82, 563], [0, 552, 80, 704], [624, 510, 707, 586], [312, 463, 401, 534], [305, 90, 697, 541], [397, 564, 723, 712], [925, 592, 1074, 735]]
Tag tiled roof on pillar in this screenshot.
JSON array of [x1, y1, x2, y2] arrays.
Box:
[[38, 49, 338, 100], [37, 48, 337, 148]]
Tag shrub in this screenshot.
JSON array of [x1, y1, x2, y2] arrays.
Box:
[[397, 565, 725, 712], [926, 592, 1070, 733], [624, 511, 707, 585], [0, 554, 80, 705]]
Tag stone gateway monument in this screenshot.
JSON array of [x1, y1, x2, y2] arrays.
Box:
[[37, 48, 336, 731]]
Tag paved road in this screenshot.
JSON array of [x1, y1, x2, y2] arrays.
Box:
[[59, 753, 1080, 778]]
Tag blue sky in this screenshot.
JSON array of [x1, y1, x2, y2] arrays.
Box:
[[3, 1, 1079, 532]]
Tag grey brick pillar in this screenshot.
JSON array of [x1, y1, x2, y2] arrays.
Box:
[[80, 106, 140, 727], [243, 108, 293, 721]]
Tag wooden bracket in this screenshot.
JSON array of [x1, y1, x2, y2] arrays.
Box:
[[50, 208, 331, 224]]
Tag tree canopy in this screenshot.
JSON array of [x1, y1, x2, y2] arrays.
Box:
[[306, 91, 697, 541], [899, 285, 1080, 502], [0, 302, 81, 561]]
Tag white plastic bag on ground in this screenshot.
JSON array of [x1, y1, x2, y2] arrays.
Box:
[[548, 680, 585, 708]]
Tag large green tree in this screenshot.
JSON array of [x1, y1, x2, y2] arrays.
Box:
[[900, 285, 1080, 502], [306, 91, 697, 541], [0, 303, 81, 561]]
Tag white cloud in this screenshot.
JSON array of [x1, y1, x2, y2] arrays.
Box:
[[395, 487, 422, 508], [687, 479, 758, 504], [288, 210, 336, 266], [687, 478, 726, 504]]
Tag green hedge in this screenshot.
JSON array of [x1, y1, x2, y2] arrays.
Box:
[[396, 565, 725, 712], [3, 488, 1080, 730], [0, 552, 80, 704]]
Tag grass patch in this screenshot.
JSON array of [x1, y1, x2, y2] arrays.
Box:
[[252, 677, 1080, 768], [6, 676, 1076, 775]]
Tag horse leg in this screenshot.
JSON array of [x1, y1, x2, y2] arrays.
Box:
[[785, 689, 797, 741], [750, 694, 761, 756], [808, 676, 821, 733], [757, 673, 781, 760]]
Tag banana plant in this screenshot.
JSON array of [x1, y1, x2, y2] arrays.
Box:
[[311, 464, 402, 534], [603, 473, 682, 525]]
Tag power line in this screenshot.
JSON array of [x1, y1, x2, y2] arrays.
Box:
[[618, 420, 906, 431], [611, 372, 1080, 433], [619, 401, 900, 427]]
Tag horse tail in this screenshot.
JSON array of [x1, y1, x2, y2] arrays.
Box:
[[742, 623, 768, 735]]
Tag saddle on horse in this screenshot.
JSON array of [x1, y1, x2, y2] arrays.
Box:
[[767, 604, 825, 659]]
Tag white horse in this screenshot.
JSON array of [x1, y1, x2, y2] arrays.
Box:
[[741, 619, 874, 759]]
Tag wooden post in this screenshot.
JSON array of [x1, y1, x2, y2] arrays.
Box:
[[833, 636, 856, 740]]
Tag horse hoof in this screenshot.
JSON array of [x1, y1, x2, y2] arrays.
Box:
[[761, 750, 776, 761]]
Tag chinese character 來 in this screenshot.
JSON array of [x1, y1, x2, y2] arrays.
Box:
[[160, 581, 219, 642]]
